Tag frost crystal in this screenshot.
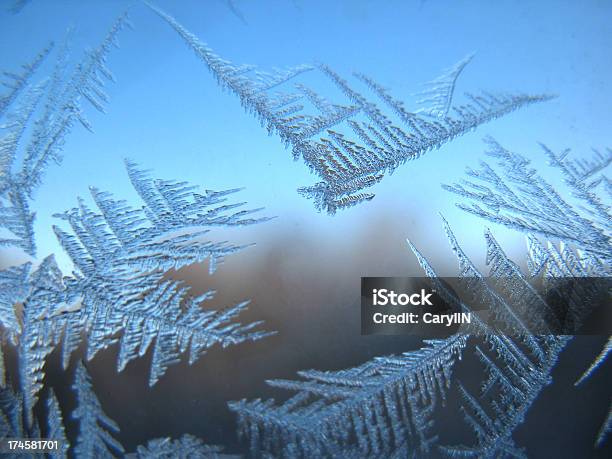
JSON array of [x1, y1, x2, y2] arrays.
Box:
[[415, 53, 475, 118], [1, 160, 274, 424], [576, 337, 612, 386], [0, 374, 68, 455], [1, 13, 274, 447], [575, 336, 612, 447], [0, 13, 131, 255], [52, 160, 275, 385], [442, 137, 611, 451], [229, 336, 468, 457], [0, 43, 52, 119], [46, 390, 69, 459], [127, 434, 229, 458], [2, 361, 224, 458], [230, 209, 608, 457], [408, 219, 600, 457], [0, 11, 140, 443], [72, 362, 125, 457], [147, 2, 553, 214], [0, 381, 30, 441], [444, 138, 611, 264]]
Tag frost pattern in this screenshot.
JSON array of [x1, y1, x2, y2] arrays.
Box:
[[594, 404, 612, 449], [46, 390, 69, 459], [1, 362, 225, 458], [576, 336, 612, 386], [0, 381, 29, 440], [445, 138, 611, 448], [0, 387, 43, 457], [0, 43, 52, 119], [444, 138, 612, 452], [1, 13, 273, 450], [0, 9, 129, 434], [229, 336, 468, 457], [410, 220, 602, 458], [72, 362, 125, 457], [17, 256, 66, 426], [575, 336, 612, 447], [443, 138, 611, 264], [229, 211, 607, 457], [127, 434, 232, 458], [0, 263, 30, 341], [52, 160, 274, 385], [147, 2, 553, 214], [0, 375, 66, 457], [2, 161, 274, 424], [0, 13, 131, 255], [415, 53, 474, 118]]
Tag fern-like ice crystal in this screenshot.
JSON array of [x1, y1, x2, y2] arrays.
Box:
[[147, 2, 553, 214], [444, 138, 611, 263], [230, 207, 608, 457], [127, 434, 233, 458], [1, 160, 274, 425], [0, 13, 131, 255], [72, 362, 125, 457], [229, 336, 469, 458], [440, 138, 611, 451]]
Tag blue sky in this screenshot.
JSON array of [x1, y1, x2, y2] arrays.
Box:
[[1, 0, 611, 274]]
